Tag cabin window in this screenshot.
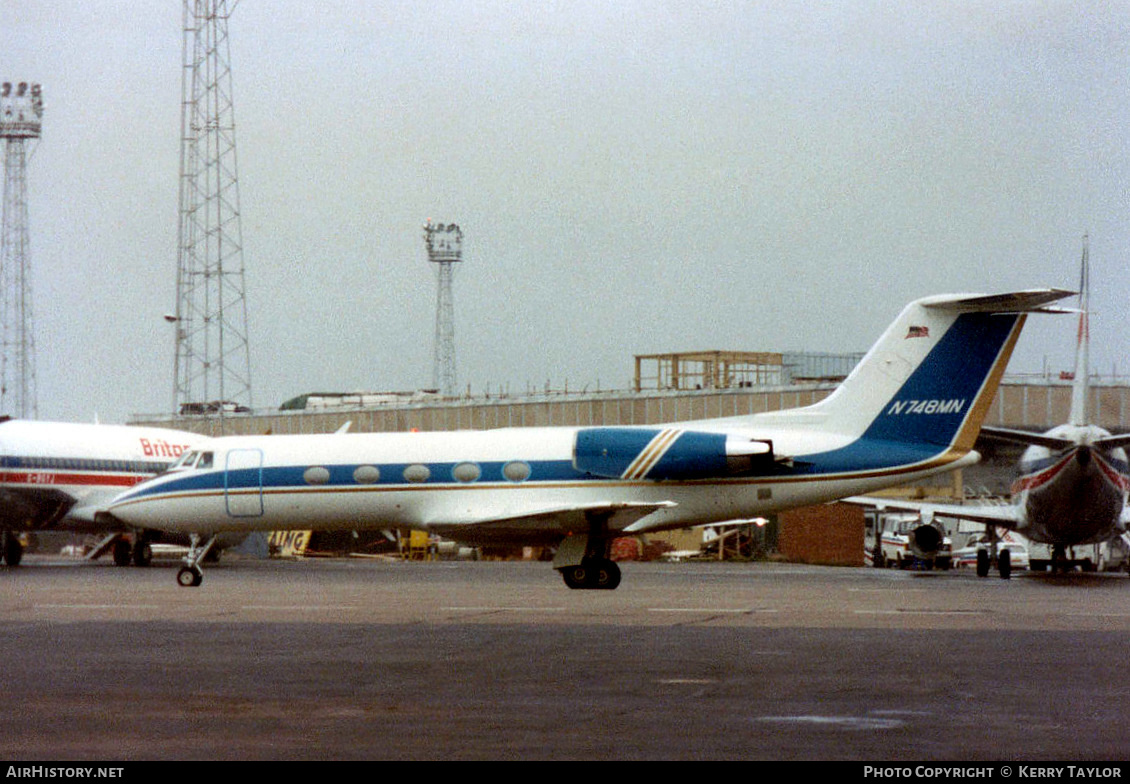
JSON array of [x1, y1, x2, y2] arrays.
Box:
[[303, 466, 331, 485], [502, 460, 531, 482], [353, 465, 380, 484], [452, 462, 481, 483], [403, 464, 430, 483]]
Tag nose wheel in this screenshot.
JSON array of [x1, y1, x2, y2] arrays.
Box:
[[177, 566, 203, 587], [176, 534, 217, 587]]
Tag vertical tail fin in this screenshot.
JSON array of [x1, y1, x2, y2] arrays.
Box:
[[1069, 235, 1090, 427], [809, 290, 1072, 451]]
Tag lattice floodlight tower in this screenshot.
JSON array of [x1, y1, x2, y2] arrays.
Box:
[[425, 220, 462, 397], [0, 81, 43, 419], [172, 0, 253, 416]]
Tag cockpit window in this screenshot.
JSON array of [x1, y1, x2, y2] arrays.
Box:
[[197, 452, 213, 469], [170, 451, 199, 470]]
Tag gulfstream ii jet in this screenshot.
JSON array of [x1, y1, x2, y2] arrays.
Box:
[[103, 289, 1070, 589]]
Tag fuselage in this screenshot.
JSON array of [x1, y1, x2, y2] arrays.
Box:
[[1012, 424, 1129, 546], [105, 423, 979, 545]]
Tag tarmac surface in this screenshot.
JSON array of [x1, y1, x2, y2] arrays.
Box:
[[3, 554, 1130, 761]]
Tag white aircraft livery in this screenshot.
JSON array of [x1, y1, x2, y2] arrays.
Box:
[[103, 289, 1071, 589], [851, 239, 1130, 578], [0, 418, 205, 567]]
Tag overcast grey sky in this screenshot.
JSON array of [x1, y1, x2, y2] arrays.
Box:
[[4, 1, 1129, 423]]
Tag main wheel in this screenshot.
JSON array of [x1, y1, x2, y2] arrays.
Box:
[[594, 560, 621, 590], [976, 548, 990, 578], [4, 536, 22, 567], [112, 539, 132, 567], [999, 549, 1011, 580], [132, 541, 152, 567], [561, 565, 589, 590]]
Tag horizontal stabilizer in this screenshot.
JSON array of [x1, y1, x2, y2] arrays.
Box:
[[980, 426, 1130, 453], [921, 289, 1074, 313], [978, 426, 1078, 451], [1096, 433, 1130, 451]]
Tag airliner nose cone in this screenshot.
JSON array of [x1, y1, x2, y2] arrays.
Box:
[[1076, 447, 1092, 468]]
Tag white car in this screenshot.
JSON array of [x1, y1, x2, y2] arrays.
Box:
[[952, 536, 1029, 571]]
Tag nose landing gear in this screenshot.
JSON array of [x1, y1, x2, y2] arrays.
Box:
[[175, 534, 217, 587]]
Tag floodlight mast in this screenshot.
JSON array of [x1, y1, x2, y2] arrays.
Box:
[[0, 81, 43, 419], [425, 220, 463, 397]]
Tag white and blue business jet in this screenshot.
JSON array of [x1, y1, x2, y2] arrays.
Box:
[[105, 289, 1070, 589]]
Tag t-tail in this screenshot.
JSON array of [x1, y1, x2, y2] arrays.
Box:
[[793, 290, 1073, 462]]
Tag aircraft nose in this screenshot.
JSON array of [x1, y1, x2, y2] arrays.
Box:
[[1076, 446, 1092, 468]]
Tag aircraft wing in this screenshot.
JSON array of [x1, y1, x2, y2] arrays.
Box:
[[429, 501, 677, 543], [0, 485, 78, 530], [843, 496, 1023, 528]]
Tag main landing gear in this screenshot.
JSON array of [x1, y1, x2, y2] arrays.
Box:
[[560, 558, 622, 590], [553, 515, 623, 590], [1049, 544, 1072, 574], [973, 525, 1012, 580], [975, 547, 1012, 579], [109, 535, 153, 567], [176, 533, 218, 587]]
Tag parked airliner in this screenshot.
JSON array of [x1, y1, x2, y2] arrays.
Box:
[[103, 289, 1071, 589], [0, 418, 205, 567], [850, 239, 1130, 578]]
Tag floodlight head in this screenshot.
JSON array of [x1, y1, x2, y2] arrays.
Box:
[[0, 80, 43, 139]]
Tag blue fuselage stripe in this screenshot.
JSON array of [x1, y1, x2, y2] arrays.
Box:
[[118, 443, 951, 502]]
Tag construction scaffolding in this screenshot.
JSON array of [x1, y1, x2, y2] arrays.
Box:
[[634, 349, 863, 392]]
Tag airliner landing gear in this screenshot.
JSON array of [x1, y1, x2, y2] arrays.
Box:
[[112, 538, 132, 567], [975, 545, 1011, 579], [1051, 545, 1069, 574], [132, 538, 152, 567], [176, 533, 217, 588], [108, 534, 154, 567]]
